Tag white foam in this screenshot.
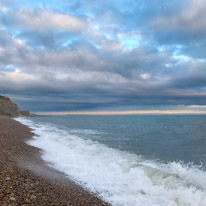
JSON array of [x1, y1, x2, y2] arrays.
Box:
[[16, 117, 206, 206], [70, 129, 100, 135]]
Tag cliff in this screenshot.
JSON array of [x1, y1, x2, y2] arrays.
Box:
[[0, 95, 30, 117]]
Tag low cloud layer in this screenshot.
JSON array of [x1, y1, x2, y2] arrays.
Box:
[[0, 0, 206, 112]]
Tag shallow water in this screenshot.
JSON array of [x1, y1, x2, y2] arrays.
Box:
[[16, 115, 206, 206]]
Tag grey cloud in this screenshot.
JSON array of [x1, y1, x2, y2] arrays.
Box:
[[16, 30, 83, 51], [0, 29, 199, 99], [153, 0, 206, 35], [151, 0, 206, 59], [1, 1, 206, 111], [0, 29, 12, 47]]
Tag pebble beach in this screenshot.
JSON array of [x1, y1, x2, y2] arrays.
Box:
[[0, 117, 110, 206]]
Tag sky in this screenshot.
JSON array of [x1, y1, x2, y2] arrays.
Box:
[[0, 0, 206, 113]]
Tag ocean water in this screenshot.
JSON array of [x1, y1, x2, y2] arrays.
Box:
[[16, 115, 206, 206]]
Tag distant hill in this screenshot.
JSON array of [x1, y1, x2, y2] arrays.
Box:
[[0, 95, 30, 117]]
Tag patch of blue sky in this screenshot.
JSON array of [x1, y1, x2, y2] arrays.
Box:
[[12, 0, 54, 9], [91, 42, 101, 50], [61, 39, 81, 49], [121, 39, 140, 49], [61, 40, 73, 48], [119, 37, 141, 50], [12, 30, 21, 38], [157, 46, 166, 52], [2, 64, 16, 71]]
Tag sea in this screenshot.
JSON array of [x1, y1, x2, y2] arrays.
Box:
[[16, 115, 206, 206]]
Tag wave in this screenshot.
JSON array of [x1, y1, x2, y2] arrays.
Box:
[[16, 117, 206, 206]]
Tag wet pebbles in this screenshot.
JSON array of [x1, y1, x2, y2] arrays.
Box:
[[0, 117, 110, 206]]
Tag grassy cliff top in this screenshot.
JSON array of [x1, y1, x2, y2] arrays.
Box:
[[0, 95, 29, 117]]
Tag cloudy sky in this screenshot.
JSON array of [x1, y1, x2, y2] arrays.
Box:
[[0, 0, 206, 113]]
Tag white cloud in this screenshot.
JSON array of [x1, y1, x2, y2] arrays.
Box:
[[1, 7, 9, 13], [141, 73, 150, 79], [1, 69, 36, 82], [0, 47, 4, 54], [16, 9, 87, 32], [55, 72, 69, 80], [13, 38, 25, 46], [188, 105, 206, 108]]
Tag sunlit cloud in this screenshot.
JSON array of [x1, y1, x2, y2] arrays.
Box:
[[188, 105, 206, 108]]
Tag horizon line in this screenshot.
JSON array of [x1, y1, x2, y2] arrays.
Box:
[[34, 110, 206, 115]]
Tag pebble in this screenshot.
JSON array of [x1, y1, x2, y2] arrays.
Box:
[[0, 117, 111, 206]]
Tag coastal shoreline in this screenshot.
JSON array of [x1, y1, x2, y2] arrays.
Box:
[[0, 116, 110, 206]]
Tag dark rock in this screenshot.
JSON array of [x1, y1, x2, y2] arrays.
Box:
[[21, 111, 30, 116]]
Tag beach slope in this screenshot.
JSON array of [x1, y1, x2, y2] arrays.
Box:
[[0, 117, 109, 206]]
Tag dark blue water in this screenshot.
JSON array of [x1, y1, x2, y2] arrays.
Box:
[[29, 115, 206, 165]]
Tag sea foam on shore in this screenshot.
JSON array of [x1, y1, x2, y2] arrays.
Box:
[[16, 117, 206, 206]]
